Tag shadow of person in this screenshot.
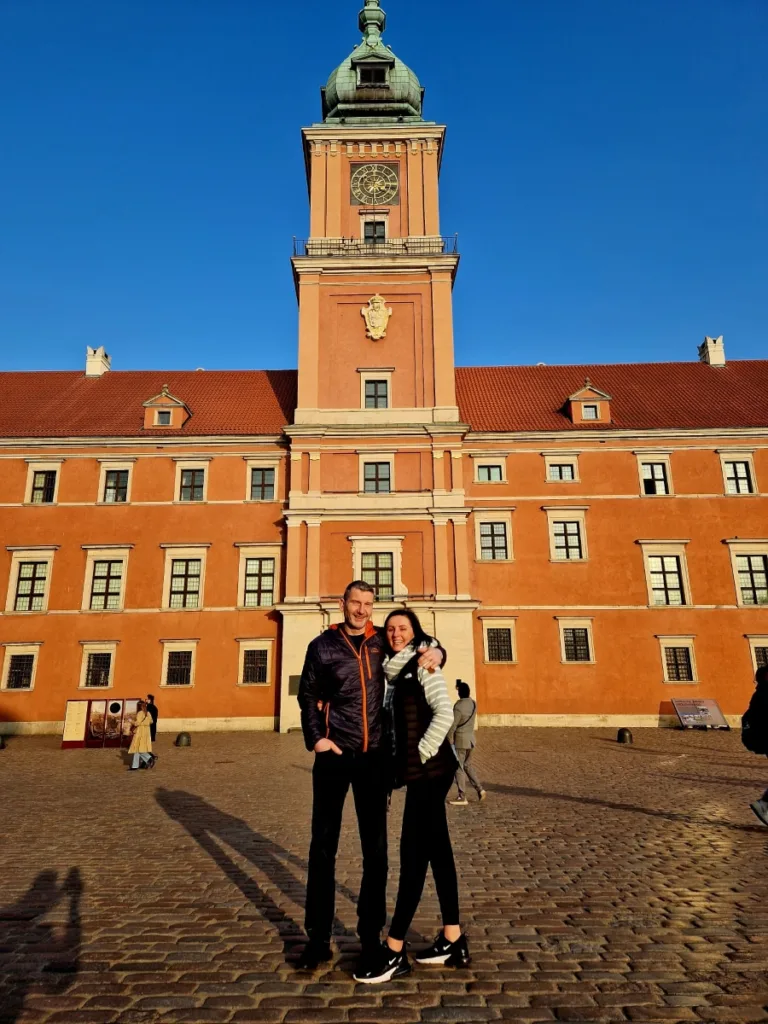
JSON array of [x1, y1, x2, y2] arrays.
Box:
[[0, 868, 82, 1024], [154, 789, 358, 963]]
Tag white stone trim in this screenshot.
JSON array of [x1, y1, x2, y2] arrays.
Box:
[[162, 546, 208, 611], [637, 540, 693, 607], [745, 635, 768, 673], [81, 546, 131, 612], [473, 457, 507, 484], [543, 453, 580, 483], [359, 452, 396, 494], [476, 713, 748, 728], [635, 452, 674, 496], [1, 643, 42, 692], [656, 634, 699, 684], [236, 544, 282, 609], [160, 639, 199, 688], [174, 460, 209, 503], [724, 540, 768, 607], [544, 507, 589, 561], [349, 534, 406, 597], [718, 449, 758, 495], [96, 460, 135, 504], [244, 456, 281, 503], [474, 510, 514, 562], [78, 641, 118, 690], [480, 617, 517, 664], [557, 616, 596, 664], [358, 369, 393, 410], [237, 638, 274, 687], [5, 548, 57, 614], [24, 460, 63, 505]]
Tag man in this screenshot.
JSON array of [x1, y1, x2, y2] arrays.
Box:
[[297, 580, 444, 973], [146, 694, 158, 744], [448, 681, 486, 806]]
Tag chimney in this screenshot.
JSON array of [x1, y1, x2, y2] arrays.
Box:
[[698, 335, 725, 367], [85, 345, 111, 377]]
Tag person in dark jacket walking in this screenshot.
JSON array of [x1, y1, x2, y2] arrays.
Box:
[[146, 694, 158, 744], [748, 665, 768, 826], [354, 609, 469, 984], [297, 581, 444, 974]]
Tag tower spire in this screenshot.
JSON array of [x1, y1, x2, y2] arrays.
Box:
[[359, 0, 386, 47]]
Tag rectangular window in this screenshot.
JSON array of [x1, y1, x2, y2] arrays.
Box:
[[243, 649, 268, 684], [479, 522, 509, 561], [363, 461, 391, 494], [725, 460, 754, 494], [641, 462, 670, 495], [363, 220, 386, 242], [477, 464, 503, 483], [179, 468, 205, 502], [736, 555, 768, 606], [244, 557, 275, 608], [157, 410, 171, 426], [548, 463, 575, 482], [250, 467, 276, 501], [7, 654, 35, 690], [14, 562, 48, 612], [169, 559, 201, 609], [664, 646, 694, 682], [364, 380, 389, 409], [89, 561, 124, 610], [103, 470, 129, 503], [583, 404, 598, 420], [648, 554, 686, 606], [166, 650, 192, 686], [552, 521, 583, 561], [755, 647, 768, 669], [359, 66, 388, 86], [31, 471, 57, 504], [487, 628, 513, 662], [361, 552, 394, 600], [563, 628, 591, 663], [84, 652, 112, 688]]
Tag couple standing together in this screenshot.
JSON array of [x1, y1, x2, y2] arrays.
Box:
[[297, 580, 471, 983]]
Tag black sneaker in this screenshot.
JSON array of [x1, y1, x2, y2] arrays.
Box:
[[353, 943, 411, 984], [415, 931, 471, 967], [296, 940, 333, 970]]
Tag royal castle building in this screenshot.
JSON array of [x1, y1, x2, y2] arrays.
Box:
[[1, 1, 767, 737]]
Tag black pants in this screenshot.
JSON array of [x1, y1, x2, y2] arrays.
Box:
[[389, 771, 459, 941], [305, 750, 388, 948]]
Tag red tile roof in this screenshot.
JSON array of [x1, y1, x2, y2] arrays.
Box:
[[0, 360, 766, 438]]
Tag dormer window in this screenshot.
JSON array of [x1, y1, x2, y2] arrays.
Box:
[[582, 404, 599, 420], [358, 65, 389, 87], [142, 385, 191, 430], [565, 379, 612, 425], [157, 410, 171, 426]]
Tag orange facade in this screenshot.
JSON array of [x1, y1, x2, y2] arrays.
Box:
[[2, 5, 767, 735]]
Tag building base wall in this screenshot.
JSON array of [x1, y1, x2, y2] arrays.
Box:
[[479, 713, 742, 729], [0, 716, 278, 737]]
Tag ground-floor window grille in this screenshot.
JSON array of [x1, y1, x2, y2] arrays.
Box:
[[7, 654, 35, 690], [487, 628, 513, 662], [85, 652, 112, 688], [361, 552, 394, 600], [754, 647, 768, 670], [166, 651, 193, 686], [563, 628, 591, 662], [664, 646, 694, 682], [243, 649, 268, 684]]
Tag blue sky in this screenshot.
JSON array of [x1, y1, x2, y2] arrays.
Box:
[[1, 0, 765, 372]]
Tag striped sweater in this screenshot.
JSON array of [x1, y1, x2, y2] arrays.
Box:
[[383, 643, 455, 764]]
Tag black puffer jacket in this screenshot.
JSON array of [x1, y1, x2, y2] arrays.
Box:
[[298, 623, 387, 754]]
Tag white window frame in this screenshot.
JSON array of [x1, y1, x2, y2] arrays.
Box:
[[358, 369, 394, 410], [5, 547, 58, 614], [656, 634, 699, 684], [635, 452, 674, 497], [81, 546, 132, 612], [349, 535, 406, 598], [78, 641, 118, 690], [543, 453, 580, 483], [173, 458, 211, 503], [637, 540, 692, 607], [724, 540, 768, 607], [160, 639, 199, 688], [244, 457, 280, 503], [473, 457, 507, 484], [359, 210, 389, 241], [97, 460, 135, 504], [474, 510, 514, 562], [236, 543, 282, 609], [718, 450, 757, 496], [161, 545, 209, 611], [746, 635, 768, 673], [24, 460, 63, 505], [237, 638, 274, 687], [155, 408, 173, 427], [481, 617, 517, 664], [544, 507, 589, 561], [582, 403, 599, 420], [1, 643, 42, 692], [557, 617, 596, 665], [359, 453, 396, 494]]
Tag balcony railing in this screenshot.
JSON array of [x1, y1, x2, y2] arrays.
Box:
[[293, 235, 459, 258]]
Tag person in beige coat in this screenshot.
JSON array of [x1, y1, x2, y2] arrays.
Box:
[[128, 701, 155, 771]]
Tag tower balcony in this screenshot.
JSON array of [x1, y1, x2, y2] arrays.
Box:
[[292, 235, 459, 258]]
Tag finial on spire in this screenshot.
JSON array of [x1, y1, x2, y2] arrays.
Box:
[[359, 0, 386, 47]]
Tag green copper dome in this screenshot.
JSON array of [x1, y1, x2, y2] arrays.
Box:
[[321, 1, 424, 123]]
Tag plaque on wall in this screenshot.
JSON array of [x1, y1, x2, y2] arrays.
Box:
[[671, 698, 730, 730]]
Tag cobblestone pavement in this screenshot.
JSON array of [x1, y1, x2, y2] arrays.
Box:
[[2, 728, 768, 1024]]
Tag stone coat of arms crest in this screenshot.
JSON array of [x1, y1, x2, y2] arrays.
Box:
[[361, 294, 392, 341]]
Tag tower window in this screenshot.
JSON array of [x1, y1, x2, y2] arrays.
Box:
[[364, 221, 386, 244], [358, 66, 388, 87], [365, 380, 389, 409]]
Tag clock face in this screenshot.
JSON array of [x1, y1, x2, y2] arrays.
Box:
[[350, 163, 400, 206]]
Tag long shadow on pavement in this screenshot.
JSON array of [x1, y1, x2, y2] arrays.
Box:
[[0, 868, 82, 1024]]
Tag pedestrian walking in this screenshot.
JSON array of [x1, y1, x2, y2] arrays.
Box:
[[297, 581, 444, 974], [128, 701, 156, 771], [146, 693, 159, 743], [743, 665, 768, 826], [448, 681, 486, 806], [354, 609, 468, 984]]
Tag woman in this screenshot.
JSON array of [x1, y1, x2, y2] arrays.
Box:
[[128, 700, 156, 771], [354, 609, 470, 984]]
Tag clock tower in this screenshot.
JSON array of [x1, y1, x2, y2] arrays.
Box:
[[278, 0, 474, 729]]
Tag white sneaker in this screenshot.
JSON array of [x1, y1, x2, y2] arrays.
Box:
[[449, 796, 468, 806]]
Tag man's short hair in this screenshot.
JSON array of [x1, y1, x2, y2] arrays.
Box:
[[343, 580, 376, 602], [456, 681, 471, 699], [147, 693, 155, 701]]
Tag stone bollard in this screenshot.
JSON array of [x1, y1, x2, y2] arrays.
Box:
[[617, 728, 633, 745], [175, 732, 192, 747]]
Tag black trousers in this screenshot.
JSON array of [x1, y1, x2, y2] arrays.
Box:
[[305, 750, 389, 947], [389, 771, 459, 941]]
